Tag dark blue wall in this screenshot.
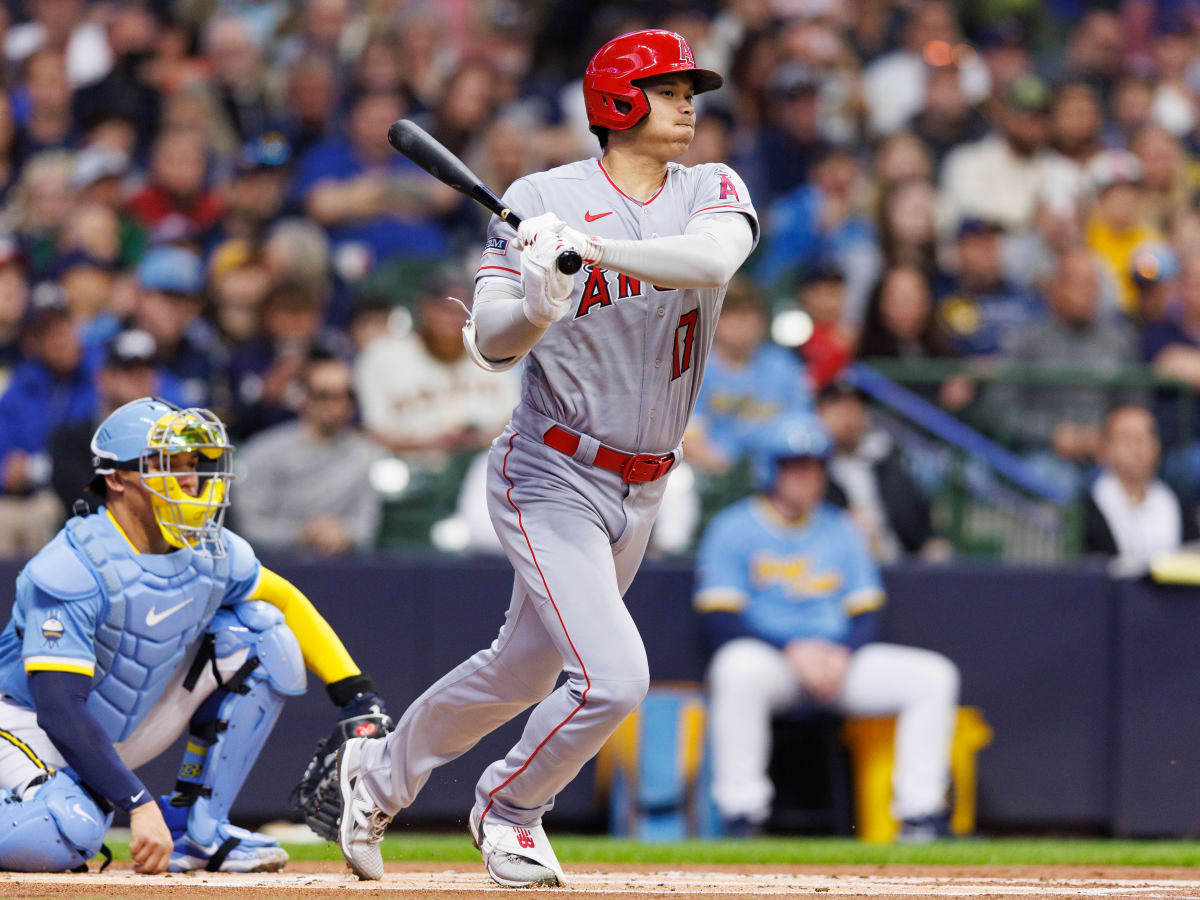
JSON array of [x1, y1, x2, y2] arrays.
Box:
[[0, 554, 1194, 835]]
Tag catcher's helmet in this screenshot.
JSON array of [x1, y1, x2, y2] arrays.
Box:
[[749, 412, 832, 493], [583, 29, 723, 135]]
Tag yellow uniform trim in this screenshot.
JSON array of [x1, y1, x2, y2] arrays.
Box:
[[24, 657, 96, 677], [106, 509, 139, 553], [250, 566, 360, 685], [0, 728, 49, 771], [694, 588, 749, 614], [845, 588, 886, 617]]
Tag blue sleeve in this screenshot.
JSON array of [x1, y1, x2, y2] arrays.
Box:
[[834, 515, 886, 616], [19, 582, 100, 677], [220, 529, 261, 606], [694, 511, 752, 609], [768, 345, 814, 412], [756, 189, 820, 284], [29, 671, 150, 812], [1142, 321, 1187, 363]]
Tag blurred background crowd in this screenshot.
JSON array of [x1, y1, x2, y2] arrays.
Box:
[[1, 0, 1200, 569]]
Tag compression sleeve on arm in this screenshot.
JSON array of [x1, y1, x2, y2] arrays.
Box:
[[595, 212, 754, 289], [250, 566, 360, 685], [470, 278, 545, 364], [29, 671, 149, 811]]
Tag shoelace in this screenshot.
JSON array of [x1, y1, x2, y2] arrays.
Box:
[[366, 808, 392, 844]]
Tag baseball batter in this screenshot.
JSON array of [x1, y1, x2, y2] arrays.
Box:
[[325, 30, 758, 885]]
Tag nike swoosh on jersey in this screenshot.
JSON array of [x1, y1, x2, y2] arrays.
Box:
[[145, 598, 193, 627], [584, 210, 612, 222]]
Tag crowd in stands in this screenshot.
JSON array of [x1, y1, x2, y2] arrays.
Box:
[[0, 0, 1199, 565]]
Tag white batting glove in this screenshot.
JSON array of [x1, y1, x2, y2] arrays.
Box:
[[521, 234, 575, 328], [515, 213, 566, 250], [555, 223, 605, 266]]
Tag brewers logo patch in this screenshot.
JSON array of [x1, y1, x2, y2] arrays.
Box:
[[41, 617, 64, 643]]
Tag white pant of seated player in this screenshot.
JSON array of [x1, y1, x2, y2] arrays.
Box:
[[0, 640, 249, 792], [707, 638, 959, 824]]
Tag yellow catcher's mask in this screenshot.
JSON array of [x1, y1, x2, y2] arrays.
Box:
[[140, 408, 234, 556]]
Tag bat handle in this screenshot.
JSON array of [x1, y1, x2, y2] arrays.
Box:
[[502, 210, 583, 275]]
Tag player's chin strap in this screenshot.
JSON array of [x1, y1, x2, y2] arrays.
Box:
[[452, 295, 527, 374], [166, 601, 306, 870]]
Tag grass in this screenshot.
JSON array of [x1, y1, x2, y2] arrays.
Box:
[[100, 835, 1200, 867]]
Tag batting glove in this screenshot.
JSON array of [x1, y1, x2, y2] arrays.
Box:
[[515, 213, 566, 249], [521, 234, 575, 328], [516, 213, 604, 265]]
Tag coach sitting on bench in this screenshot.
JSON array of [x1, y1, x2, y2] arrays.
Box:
[[693, 413, 959, 841]]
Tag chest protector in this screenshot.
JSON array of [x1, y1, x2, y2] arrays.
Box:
[[65, 515, 229, 742]]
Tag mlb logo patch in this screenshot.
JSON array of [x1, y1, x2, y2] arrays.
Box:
[[484, 236, 510, 256]]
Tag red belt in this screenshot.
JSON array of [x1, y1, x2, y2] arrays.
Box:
[[542, 426, 675, 483]]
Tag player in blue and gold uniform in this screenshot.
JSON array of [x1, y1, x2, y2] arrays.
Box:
[[0, 398, 388, 873], [695, 413, 959, 839]]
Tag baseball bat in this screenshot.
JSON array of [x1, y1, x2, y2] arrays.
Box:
[[386, 119, 583, 275]]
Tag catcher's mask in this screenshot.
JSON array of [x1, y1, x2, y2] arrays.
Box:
[[91, 398, 235, 557]]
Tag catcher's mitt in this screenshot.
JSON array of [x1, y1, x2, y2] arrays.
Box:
[[293, 712, 392, 840]]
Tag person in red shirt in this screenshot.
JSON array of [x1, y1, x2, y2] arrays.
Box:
[[127, 128, 222, 243]]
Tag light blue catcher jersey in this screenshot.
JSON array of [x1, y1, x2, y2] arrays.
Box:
[[0, 510, 260, 741], [692, 344, 813, 462], [693, 498, 884, 646]]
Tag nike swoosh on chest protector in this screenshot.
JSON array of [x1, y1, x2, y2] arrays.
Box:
[[145, 598, 194, 627]]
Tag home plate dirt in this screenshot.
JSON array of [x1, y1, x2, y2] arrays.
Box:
[[5, 864, 1200, 899]]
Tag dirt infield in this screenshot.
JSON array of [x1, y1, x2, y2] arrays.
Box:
[[4, 862, 1200, 899]]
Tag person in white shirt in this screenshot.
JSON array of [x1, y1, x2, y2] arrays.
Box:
[[938, 74, 1084, 237], [354, 274, 519, 467], [1083, 404, 1198, 576]]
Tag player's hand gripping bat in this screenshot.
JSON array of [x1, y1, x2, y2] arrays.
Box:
[[387, 119, 583, 275]]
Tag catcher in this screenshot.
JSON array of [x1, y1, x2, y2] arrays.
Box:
[[0, 397, 389, 873]]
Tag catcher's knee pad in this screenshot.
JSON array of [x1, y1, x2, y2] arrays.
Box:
[[0, 772, 112, 872], [173, 602, 305, 854]]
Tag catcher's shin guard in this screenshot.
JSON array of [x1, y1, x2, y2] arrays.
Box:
[[167, 601, 305, 871], [0, 772, 112, 872]]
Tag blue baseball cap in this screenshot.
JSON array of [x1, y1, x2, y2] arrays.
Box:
[[137, 246, 203, 295]]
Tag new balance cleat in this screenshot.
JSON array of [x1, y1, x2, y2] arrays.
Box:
[[468, 806, 565, 888]]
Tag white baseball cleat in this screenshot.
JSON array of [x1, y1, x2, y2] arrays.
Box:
[[336, 737, 392, 881], [468, 806, 566, 888]]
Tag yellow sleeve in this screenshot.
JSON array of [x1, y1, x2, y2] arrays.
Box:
[[250, 566, 360, 685]]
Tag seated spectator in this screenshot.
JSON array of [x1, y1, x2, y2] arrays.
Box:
[[233, 353, 384, 555], [13, 49, 78, 168], [1144, 255, 1200, 383], [203, 132, 293, 249], [910, 65, 988, 172], [858, 264, 952, 359], [1084, 150, 1162, 317], [1084, 405, 1198, 577], [69, 147, 146, 268], [295, 90, 456, 274], [794, 264, 854, 390], [861, 0, 989, 137], [128, 246, 224, 408], [938, 74, 1084, 236], [127, 128, 223, 244], [684, 279, 812, 474], [1133, 125, 1191, 233], [989, 248, 1138, 472], [47, 327, 184, 515], [757, 145, 880, 313], [0, 237, 28, 391], [11, 151, 75, 278], [1049, 81, 1104, 174], [877, 176, 937, 278], [354, 274, 518, 465], [227, 277, 344, 439], [0, 297, 91, 555], [818, 381, 951, 562], [207, 239, 271, 347], [741, 64, 829, 208], [695, 413, 959, 839], [935, 218, 1043, 358]]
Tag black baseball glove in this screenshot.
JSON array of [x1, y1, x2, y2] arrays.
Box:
[[293, 674, 392, 840]]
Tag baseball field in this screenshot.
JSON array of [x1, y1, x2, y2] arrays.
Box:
[[5, 835, 1200, 899]]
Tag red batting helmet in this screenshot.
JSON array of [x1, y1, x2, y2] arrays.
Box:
[[583, 29, 723, 135]]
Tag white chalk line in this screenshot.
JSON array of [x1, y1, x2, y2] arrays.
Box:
[[4, 870, 1200, 895]]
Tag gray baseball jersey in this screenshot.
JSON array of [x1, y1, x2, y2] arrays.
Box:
[[358, 157, 759, 842], [475, 158, 759, 454]]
